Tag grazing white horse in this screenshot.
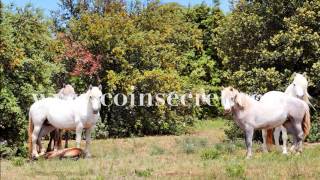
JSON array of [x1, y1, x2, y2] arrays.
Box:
[[261, 73, 311, 154], [28, 85, 102, 159], [221, 87, 310, 158]]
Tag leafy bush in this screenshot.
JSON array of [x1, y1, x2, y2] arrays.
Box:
[[92, 121, 109, 139], [306, 112, 320, 142]]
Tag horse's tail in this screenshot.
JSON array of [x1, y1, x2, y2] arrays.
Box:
[[266, 129, 273, 147], [302, 105, 311, 137], [28, 113, 33, 158]]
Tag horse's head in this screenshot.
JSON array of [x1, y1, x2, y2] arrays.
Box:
[[292, 73, 308, 99], [87, 85, 103, 114], [59, 84, 77, 100], [221, 87, 240, 113]]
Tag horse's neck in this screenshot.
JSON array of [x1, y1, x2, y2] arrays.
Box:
[[75, 93, 93, 114], [284, 84, 293, 94]]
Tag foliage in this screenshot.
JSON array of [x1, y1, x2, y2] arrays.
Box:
[[0, 5, 64, 153], [225, 163, 245, 178], [59, 1, 222, 137], [134, 168, 153, 177], [218, 0, 320, 140], [200, 147, 220, 160], [1, 0, 320, 157]]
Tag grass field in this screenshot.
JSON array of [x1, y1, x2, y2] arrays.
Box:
[[1, 118, 320, 179]]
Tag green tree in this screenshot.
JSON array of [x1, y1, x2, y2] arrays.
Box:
[[216, 0, 320, 141], [0, 4, 63, 154]]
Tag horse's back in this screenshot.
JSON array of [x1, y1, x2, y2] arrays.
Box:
[[260, 91, 286, 104], [29, 97, 57, 122], [261, 91, 307, 119]]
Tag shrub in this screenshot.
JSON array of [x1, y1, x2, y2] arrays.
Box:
[[306, 112, 320, 143], [92, 120, 109, 139]]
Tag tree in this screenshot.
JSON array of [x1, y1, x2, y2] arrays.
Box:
[[0, 4, 64, 155], [216, 0, 320, 141]]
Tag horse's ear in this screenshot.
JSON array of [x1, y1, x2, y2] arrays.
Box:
[[63, 83, 66, 88], [302, 72, 307, 77], [98, 84, 102, 90], [89, 84, 93, 90], [292, 72, 297, 77]]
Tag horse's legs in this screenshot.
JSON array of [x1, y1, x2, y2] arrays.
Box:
[[293, 123, 304, 153], [32, 125, 42, 158], [52, 129, 63, 151], [245, 128, 254, 158], [76, 124, 83, 148], [280, 126, 288, 154], [64, 131, 69, 148], [290, 136, 297, 152], [47, 131, 55, 152], [38, 125, 55, 155], [261, 129, 268, 153], [85, 127, 93, 158], [57, 129, 63, 150], [274, 126, 281, 148]]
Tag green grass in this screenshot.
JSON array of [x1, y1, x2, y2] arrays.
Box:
[[2, 118, 320, 179]]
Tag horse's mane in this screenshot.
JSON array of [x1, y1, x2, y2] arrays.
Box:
[[236, 92, 254, 108]]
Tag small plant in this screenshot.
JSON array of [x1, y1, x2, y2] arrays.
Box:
[[200, 148, 220, 160], [225, 163, 245, 178], [11, 157, 24, 167], [177, 137, 208, 154], [150, 145, 165, 155], [135, 168, 153, 177]]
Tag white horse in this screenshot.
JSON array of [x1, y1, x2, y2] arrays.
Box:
[[261, 73, 311, 154], [221, 87, 310, 158], [28, 85, 102, 159]]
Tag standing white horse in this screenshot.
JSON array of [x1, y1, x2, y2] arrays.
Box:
[[28, 85, 102, 159], [261, 73, 312, 154], [221, 87, 310, 158]]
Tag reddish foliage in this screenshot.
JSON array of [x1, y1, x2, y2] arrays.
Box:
[[58, 33, 102, 76]]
